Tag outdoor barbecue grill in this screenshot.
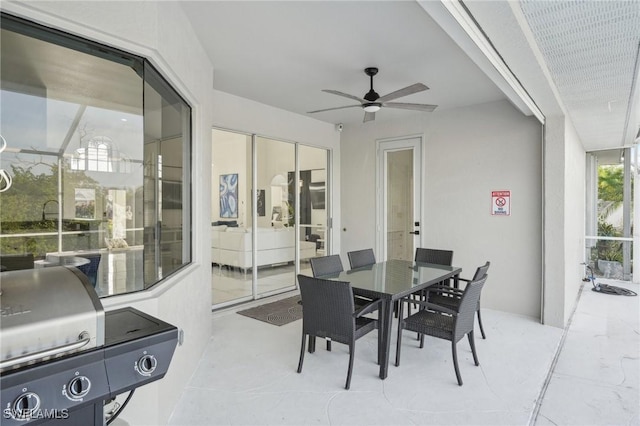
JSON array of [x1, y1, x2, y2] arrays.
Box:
[[0, 266, 178, 425]]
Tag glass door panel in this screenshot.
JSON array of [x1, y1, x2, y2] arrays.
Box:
[[298, 145, 328, 275], [378, 137, 422, 262], [585, 148, 634, 280], [386, 149, 414, 261], [211, 129, 253, 306], [255, 136, 296, 297]]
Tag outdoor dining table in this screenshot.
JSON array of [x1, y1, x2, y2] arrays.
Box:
[[320, 259, 461, 380]]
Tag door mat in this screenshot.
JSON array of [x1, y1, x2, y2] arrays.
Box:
[[237, 295, 302, 326]]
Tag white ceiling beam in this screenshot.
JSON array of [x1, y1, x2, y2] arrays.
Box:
[[418, 0, 545, 124]]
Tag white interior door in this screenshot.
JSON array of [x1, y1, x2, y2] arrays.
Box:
[[376, 137, 422, 261]]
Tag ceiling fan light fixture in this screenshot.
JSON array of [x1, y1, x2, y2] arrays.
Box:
[[363, 103, 381, 113]]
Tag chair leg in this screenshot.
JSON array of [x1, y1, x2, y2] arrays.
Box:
[[308, 336, 316, 353], [345, 343, 355, 390], [419, 333, 425, 348], [326, 339, 332, 351], [297, 334, 307, 373], [451, 342, 463, 386], [468, 331, 480, 366], [477, 308, 487, 339]]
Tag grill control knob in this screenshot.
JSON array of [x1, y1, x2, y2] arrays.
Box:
[[137, 354, 157, 376], [12, 392, 40, 420], [67, 376, 91, 399]]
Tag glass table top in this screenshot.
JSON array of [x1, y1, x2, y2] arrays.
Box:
[[321, 259, 461, 299]]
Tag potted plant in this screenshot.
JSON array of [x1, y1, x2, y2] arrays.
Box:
[[595, 219, 624, 277], [597, 247, 623, 278]]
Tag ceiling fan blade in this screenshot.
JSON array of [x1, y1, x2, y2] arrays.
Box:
[[383, 102, 438, 112], [363, 111, 376, 122], [307, 104, 361, 114], [377, 83, 428, 103], [322, 89, 366, 103]]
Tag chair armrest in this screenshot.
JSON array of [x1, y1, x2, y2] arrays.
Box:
[[399, 297, 431, 309], [354, 299, 381, 318], [454, 277, 475, 290], [426, 286, 463, 297], [399, 296, 457, 315], [423, 301, 457, 316]]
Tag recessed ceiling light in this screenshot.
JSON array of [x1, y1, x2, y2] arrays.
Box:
[[121, 118, 127, 122]]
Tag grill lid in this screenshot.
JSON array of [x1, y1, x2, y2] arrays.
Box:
[[0, 266, 105, 372]]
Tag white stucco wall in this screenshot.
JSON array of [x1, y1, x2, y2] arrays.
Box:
[[543, 116, 586, 328], [543, 116, 567, 327], [341, 100, 543, 318], [2, 2, 214, 424], [563, 119, 586, 322]]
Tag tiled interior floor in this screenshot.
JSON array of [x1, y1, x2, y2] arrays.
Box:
[[211, 263, 312, 305], [171, 278, 639, 426]]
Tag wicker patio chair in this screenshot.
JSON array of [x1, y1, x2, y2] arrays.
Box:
[[395, 274, 488, 386], [347, 248, 376, 269], [305, 255, 380, 350], [296, 274, 380, 390], [410, 248, 454, 317], [415, 247, 454, 265], [309, 254, 345, 351], [343, 249, 381, 315], [427, 261, 490, 339], [310, 254, 344, 278]]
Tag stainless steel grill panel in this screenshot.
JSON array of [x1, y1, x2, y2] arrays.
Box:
[[0, 265, 178, 426], [0, 267, 104, 372]]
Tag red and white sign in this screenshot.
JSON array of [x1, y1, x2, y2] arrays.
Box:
[[491, 190, 511, 216]]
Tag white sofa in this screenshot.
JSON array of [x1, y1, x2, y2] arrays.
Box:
[[211, 226, 316, 271]]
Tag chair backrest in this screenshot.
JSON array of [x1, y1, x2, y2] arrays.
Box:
[[310, 255, 344, 277], [0, 253, 35, 271], [76, 253, 102, 287], [454, 274, 488, 340], [414, 248, 453, 265], [347, 249, 376, 269], [472, 261, 491, 280], [297, 274, 355, 345]]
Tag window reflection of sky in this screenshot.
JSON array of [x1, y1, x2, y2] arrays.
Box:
[[1, 90, 143, 159], [1, 90, 144, 187]]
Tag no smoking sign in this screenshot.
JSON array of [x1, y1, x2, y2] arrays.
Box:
[[491, 190, 511, 216]]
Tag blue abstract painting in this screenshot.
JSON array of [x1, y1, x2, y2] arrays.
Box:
[[219, 173, 238, 218]]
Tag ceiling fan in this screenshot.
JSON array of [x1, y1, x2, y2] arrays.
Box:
[[308, 67, 438, 123]]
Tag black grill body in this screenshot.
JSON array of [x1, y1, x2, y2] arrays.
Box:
[[1, 307, 178, 425]]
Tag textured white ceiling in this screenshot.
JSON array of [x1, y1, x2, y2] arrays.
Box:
[[519, 0, 640, 150]]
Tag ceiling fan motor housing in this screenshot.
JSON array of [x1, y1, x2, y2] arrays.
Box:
[[364, 67, 380, 101]]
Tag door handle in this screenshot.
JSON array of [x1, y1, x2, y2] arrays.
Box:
[[409, 230, 420, 235]]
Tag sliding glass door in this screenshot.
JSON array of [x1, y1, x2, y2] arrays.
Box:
[[298, 145, 328, 272], [211, 129, 330, 308], [255, 136, 296, 297], [211, 129, 252, 305]]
